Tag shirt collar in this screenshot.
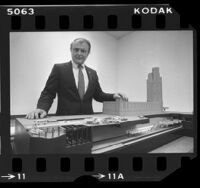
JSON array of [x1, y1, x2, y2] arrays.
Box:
[[71, 60, 85, 69]]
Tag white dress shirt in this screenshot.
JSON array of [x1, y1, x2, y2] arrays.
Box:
[[71, 61, 89, 93]]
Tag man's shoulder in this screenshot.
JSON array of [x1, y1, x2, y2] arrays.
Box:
[[85, 65, 96, 74], [54, 61, 71, 68]]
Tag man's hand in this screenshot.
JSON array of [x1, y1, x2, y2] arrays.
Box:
[[113, 93, 128, 101], [26, 109, 47, 119]]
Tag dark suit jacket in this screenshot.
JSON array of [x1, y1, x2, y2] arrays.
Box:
[[37, 61, 115, 115]]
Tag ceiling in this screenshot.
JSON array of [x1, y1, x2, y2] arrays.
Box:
[[107, 31, 132, 39]]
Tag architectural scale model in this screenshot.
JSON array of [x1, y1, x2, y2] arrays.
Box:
[[12, 67, 192, 154], [103, 67, 164, 116]]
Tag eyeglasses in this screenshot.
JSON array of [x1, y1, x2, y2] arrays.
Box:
[[72, 48, 88, 53]]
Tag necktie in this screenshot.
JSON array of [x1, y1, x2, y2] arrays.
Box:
[[78, 65, 85, 100]]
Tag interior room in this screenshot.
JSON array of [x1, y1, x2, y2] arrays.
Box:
[[9, 31, 194, 154]]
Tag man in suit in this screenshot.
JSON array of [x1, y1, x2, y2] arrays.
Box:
[[26, 38, 128, 119]]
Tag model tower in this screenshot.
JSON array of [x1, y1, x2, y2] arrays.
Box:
[[147, 67, 163, 106]]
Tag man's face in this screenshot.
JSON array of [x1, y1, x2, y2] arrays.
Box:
[[70, 41, 90, 65]]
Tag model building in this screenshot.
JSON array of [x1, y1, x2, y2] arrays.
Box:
[[103, 67, 164, 116]]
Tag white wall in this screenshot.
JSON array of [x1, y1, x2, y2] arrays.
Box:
[[117, 31, 193, 112], [10, 31, 193, 115], [10, 32, 118, 115]]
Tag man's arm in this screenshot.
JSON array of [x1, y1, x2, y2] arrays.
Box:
[[36, 64, 59, 112], [93, 71, 128, 102], [26, 64, 59, 119]]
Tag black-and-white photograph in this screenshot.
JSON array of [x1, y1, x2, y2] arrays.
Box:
[[10, 31, 194, 154]]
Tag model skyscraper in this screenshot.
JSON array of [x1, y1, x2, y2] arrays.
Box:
[[147, 67, 163, 105]]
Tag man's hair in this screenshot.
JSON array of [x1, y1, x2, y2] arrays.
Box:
[[70, 38, 91, 53]]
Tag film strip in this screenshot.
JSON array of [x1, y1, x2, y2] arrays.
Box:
[[0, 4, 198, 182]]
